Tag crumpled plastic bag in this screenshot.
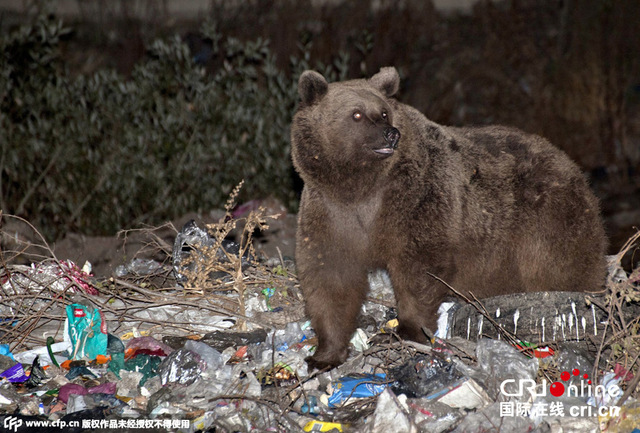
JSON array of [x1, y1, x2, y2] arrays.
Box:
[[328, 373, 387, 407], [66, 303, 107, 360]]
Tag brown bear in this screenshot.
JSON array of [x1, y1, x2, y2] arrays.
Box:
[[290, 67, 607, 370]]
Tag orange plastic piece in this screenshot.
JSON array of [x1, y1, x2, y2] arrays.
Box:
[[234, 346, 248, 358], [124, 348, 136, 360], [95, 354, 111, 364]]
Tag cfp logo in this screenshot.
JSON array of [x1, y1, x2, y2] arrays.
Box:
[[3, 416, 23, 432]]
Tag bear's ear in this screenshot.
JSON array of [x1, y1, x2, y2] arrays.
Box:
[[298, 70, 328, 106], [370, 67, 400, 97]]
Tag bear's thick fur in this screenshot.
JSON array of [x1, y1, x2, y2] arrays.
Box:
[[291, 67, 607, 370]]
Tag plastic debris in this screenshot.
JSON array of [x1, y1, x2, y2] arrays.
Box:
[[120, 354, 162, 386], [172, 219, 253, 284], [303, 420, 344, 432], [14, 340, 71, 366], [350, 328, 370, 352], [455, 338, 539, 401], [114, 258, 163, 277], [58, 382, 117, 404], [257, 362, 297, 386], [25, 357, 47, 388], [1, 260, 98, 297], [390, 354, 462, 399], [435, 302, 456, 338], [328, 373, 387, 407], [66, 393, 129, 415], [0, 345, 14, 360], [184, 340, 223, 371], [553, 344, 595, 401], [514, 340, 555, 358], [158, 348, 203, 386], [588, 371, 623, 407], [454, 402, 535, 432], [437, 378, 492, 410], [406, 399, 464, 432], [126, 336, 173, 359], [299, 391, 325, 415], [367, 388, 412, 433], [172, 220, 213, 284], [66, 303, 108, 360], [0, 358, 28, 383]]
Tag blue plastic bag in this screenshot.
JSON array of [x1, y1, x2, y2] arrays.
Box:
[[328, 373, 387, 407], [0, 363, 28, 383], [0, 344, 15, 360]]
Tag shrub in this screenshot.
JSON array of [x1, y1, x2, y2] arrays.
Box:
[[0, 13, 347, 240]]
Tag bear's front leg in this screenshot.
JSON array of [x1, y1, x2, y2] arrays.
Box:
[[298, 260, 368, 370]]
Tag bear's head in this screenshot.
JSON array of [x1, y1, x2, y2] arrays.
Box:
[[291, 67, 402, 192]]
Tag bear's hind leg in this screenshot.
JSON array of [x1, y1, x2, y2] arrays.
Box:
[[390, 264, 448, 343]]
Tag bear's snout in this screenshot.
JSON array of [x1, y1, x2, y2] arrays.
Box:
[[384, 127, 401, 149]]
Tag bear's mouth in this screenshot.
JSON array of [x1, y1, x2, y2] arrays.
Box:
[[372, 146, 395, 156], [371, 127, 400, 157]]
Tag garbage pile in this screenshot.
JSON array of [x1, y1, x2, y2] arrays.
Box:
[[1, 210, 639, 432]]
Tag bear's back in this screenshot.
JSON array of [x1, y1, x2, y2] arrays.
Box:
[[442, 125, 606, 297]]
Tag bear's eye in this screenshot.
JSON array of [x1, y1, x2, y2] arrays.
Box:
[[353, 111, 363, 121], [381, 111, 388, 120]]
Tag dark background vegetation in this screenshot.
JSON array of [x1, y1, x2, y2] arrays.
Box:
[[1, 0, 639, 253]]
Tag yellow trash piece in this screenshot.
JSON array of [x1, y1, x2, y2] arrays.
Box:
[[303, 420, 343, 432]]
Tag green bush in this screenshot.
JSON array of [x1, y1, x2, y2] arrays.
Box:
[[0, 14, 347, 240]]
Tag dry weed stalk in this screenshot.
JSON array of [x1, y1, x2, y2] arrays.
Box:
[[180, 181, 280, 330], [117, 222, 176, 259]]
